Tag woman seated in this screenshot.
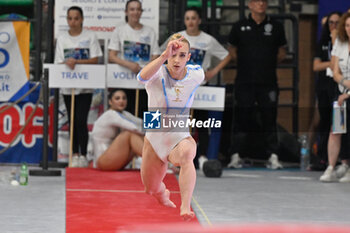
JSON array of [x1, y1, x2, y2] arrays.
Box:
[[91, 89, 144, 170]]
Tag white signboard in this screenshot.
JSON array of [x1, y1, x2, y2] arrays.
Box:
[[107, 64, 144, 89], [45, 64, 105, 89], [192, 86, 226, 111], [54, 0, 159, 39]]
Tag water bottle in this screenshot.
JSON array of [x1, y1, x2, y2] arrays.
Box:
[[19, 163, 28, 185], [299, 135, 310, 170]]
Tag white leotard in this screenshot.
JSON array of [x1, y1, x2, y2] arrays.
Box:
[[138, 64, 204, 161], [91, 109, 143, 167]]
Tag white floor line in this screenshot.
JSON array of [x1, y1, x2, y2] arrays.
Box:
[[225, 173, 261, 178], [66, 188, 180, 194], [278, 176, 312, 180]]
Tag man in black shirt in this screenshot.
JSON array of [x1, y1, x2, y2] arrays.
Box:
[[227, 0, 287, 169]]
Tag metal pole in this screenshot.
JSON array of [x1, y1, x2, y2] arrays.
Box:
[[46, 0, 58, 162], [279, 0, 285, 13], [211, 0, 217, 33], [45, 0, 54, 63], [239, 0, 245, 20], [292, 15, 299, 136], [42, 69, 49, 170], [168, 0, 175, 34], [271, 14, 299, 136], [26, 0, 60, 175], [34, 0, 42, 81], [43, 0, 66, 167], [30, 69, 61, 176], [202, 0, 209, 32], [178, 0, 186, 31], [53, 89, 59, 162]]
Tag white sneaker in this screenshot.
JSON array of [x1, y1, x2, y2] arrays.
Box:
[[227, 153, 243, 168], [335, 163, 349, 178], [124, 161, 132, 169], [320, 165, 338, 182], [198, 155, 208, 171], [78, 155, 88, 168], [339, 170, 350, 183], [71, 156, 79, 168], [133, 156, 142, 169], [266, 153, 283, 169]]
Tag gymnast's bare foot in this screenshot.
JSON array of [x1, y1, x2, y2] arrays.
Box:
[[154, 189, 176, 208], [180, 207, 195, 221]]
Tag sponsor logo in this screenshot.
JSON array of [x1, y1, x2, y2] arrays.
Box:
[[264, 23, 273, 36], [0, 48, 10, 68], [0, 102, 54, 148], [0, 32, 10, 44]]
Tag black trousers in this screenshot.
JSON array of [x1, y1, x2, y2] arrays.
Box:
[[316, 76, 337, 161], [232, 84, 279, 158], [63, 93, 92, 155]]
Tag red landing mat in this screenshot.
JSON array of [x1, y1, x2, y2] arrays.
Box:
[[66, 168, 199, 233]]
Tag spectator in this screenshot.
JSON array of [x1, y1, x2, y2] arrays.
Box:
[[161, 7, 231, 170], [54, 6, 102, 167], [91, 89, 144, 171], [227, 0, 287, 169], [108, 0, 160, 116], [311, 12, 341, 171], [320, 12, 350, 182]]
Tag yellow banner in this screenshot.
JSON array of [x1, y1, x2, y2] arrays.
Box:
[[13, 21, 30, 78]]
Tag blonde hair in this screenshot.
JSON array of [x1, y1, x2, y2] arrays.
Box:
[[168, 33, 190, 51]]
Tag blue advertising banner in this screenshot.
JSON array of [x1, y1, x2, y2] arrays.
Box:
[[0, 83, 53, 163]]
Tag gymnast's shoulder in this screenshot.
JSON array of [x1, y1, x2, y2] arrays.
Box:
[[186, 64, 204, 82]]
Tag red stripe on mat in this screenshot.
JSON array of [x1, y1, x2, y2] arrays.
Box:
[[66, 168, 199, 233]]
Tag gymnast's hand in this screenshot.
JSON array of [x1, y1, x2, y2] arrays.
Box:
[[129, 62, 142, 74], [162, 36, 185, 59], [65, 58, 77, 70], [205, 69, 216, 81]]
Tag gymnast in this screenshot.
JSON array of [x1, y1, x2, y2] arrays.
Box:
[[91, 89, 144, 170], [137, 34, 204, 220]]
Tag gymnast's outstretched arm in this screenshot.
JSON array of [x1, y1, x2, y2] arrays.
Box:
[[139, 37, 185, 80]]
